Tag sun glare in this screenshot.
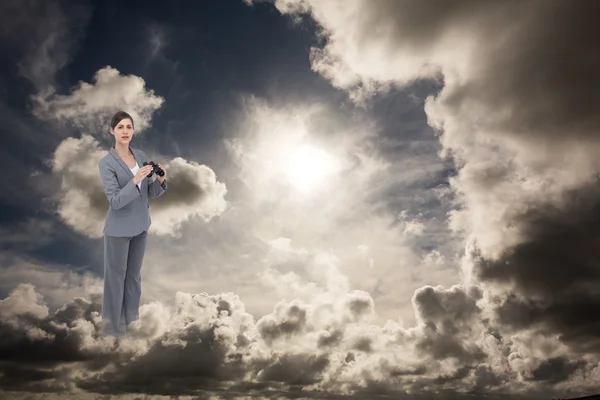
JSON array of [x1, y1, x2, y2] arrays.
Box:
[[282, 144, 339, 193]]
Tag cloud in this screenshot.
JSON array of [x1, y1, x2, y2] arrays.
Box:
[[31, 66, 165, 135], [0, 283, 122, 393], [42, 135, 227, 238], [261, 237, 351, 297], [398, 211, 425, 237], [421, 250, 445, 269], [24, 63, 227, 238], [147, 155, 229, 236], [4, 1, 598, 396], [1, 275, 599, 398], [146, 23, 169, 62], [469, 181, 600, 353], [223, 96, 381, 201], [242, 0, 600, 397], [0, 0, 93, 213], [216, 95, 466, 329], [43, 135, 110, 238], [0, 0, 91, 92], [254, 0, 600, 254], [0, 252, 103, 314]]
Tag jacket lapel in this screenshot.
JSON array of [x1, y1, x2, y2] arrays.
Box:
[[109, 147, 141, 179]]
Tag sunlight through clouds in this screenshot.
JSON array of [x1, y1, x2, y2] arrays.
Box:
[[225, 102, 356, 201], [281, 143, 341, 194]]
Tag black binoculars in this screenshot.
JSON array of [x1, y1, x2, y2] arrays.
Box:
[[143, 161, 165, 178]]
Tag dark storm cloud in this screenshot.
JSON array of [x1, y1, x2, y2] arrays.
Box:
[[472, 179, 600, 354], [528, 357, 586, 384], [79, 327, 248, 394], [412, 285, 485, 364], [258, 301, 308, 344], [255, 352, 330, 386], [0, 285, 121, 391], [0, 285, 256, 395], [431, 0, 600, 151], [2, 279, 598, 398]]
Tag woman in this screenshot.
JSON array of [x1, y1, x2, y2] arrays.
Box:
[[98, 110, 168, 338]]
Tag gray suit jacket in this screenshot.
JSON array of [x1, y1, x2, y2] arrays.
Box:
[[99, 147, 167, 237]]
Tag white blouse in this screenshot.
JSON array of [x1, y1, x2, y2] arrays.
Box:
[[129, 162, 141, 191]]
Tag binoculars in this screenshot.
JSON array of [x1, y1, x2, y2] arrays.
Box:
[[143, 161, 165, 178]]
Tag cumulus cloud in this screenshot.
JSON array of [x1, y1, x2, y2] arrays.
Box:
[[469, 181, 600, 353], [44, 135, 227, 238], [2, 275, 599, 399], [20, 54, 228, 238], [32, 66, 165, 135], [0, 216, 594, 398], [243, 0, 600, 397], [147, 155, 229, 236]]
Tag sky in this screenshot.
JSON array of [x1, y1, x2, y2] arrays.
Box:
[[0, 0, 599, 399]]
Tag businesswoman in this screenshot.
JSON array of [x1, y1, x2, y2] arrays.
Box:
[[98, 110, 168, 338]]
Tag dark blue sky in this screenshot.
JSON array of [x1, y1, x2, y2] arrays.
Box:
[[67, 0, 342, 155]]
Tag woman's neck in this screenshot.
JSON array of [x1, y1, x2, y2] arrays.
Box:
[[114, 143, 131, 158]]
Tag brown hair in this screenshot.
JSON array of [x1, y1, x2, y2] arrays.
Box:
[[110, 111, 134, 130]]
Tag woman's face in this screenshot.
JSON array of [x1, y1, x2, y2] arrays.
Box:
[[110, 118, 134, 145]]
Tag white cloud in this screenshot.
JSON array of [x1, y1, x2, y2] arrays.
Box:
[[32, 66, 164, 134], [146, 156, 228, 237], [41, 135, 227, 238], [240, 2, 600, 397], [216, 96, 456, 325], [421, 250, 445, 268], [260, 237, 350, 300], [402, 219, 425, 237], [254, 0, 600, 258]]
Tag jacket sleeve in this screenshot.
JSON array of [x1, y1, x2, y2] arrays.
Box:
[[148, 175, 167, 198], [99, 159, 140, 210]]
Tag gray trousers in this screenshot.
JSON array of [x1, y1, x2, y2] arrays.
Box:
[[102, 230, 148, 337]]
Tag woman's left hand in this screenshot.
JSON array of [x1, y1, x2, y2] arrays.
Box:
[[157, 164, 167, 183]]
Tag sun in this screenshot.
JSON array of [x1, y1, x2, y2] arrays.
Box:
[[281, 144, 339, 193]]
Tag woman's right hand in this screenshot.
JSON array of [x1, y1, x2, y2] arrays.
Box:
[[133, 165, 155, 184]]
